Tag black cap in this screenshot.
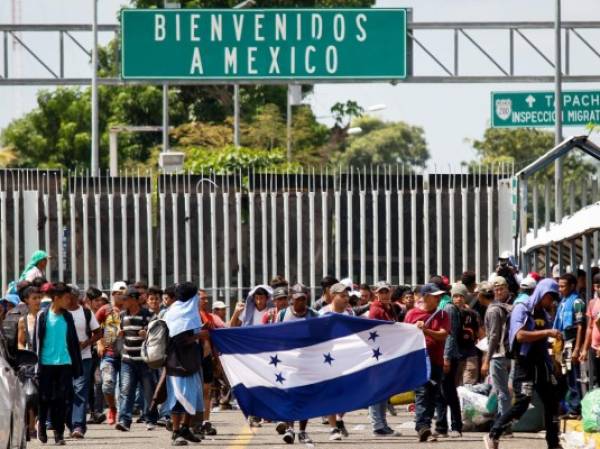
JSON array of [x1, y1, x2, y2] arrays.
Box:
[[273, 287, 288, 300], [124, 286, 140, 299], [175, 282, 198, 302]]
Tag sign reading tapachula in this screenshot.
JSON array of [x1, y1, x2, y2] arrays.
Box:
[[120, 8, 407, 81]]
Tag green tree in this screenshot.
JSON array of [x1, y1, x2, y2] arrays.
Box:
[[334, 116, 429, 168], [184, 145, 299, 173]]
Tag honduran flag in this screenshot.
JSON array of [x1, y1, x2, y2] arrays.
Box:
[[210, 314, 430, 421]]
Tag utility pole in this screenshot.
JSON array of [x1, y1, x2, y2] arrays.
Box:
[[286, 86, 292, 161], [233, 84, 240, 148], [554, 0, 563, 223], [90, 0, 99, 176], [162, 84, 169, 152]]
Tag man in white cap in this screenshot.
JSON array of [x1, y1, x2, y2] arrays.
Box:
[[95, 281, 127, 426], [211, 301, 228, 327], [514, 276, 537, 306]]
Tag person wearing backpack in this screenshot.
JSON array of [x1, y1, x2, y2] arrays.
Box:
[[96, 281, 127, 425], [434, 282, 465, 439], [405, 283, 450, 443], [66, 285, 102, 438], [35, 282, 83, 445], [481, 276, 512, 424], [484, 279, 563, 449]]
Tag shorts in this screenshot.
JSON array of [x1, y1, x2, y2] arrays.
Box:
[[100, 356, 121, 396], [201, 356, 214, 384]]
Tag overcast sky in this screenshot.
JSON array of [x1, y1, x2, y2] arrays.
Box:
[[1, 0, 599, 169]]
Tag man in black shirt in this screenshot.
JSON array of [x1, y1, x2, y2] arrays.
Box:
[[115, 287, 157, 432]]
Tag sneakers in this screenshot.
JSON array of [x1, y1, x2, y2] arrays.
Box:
[[483, 434, 499, 449], [329, 428, 343, 441], [275, 422, 288, 435], [115, 422, 130, 432], [179, 426, 201, 443], [248, 417, 262, 428], [107, 408, 117, 426], [136, 416, 146, 424], [201, 421, 217, 436], [70, 428, 84, 439], [157, 417, 169, 427], [336, 420, 349, 438], [418, 428, 437, 442], [171, 431, 188, 446], [87, 413, 106, 424], [283, 428, 295, 444], [449, 430, 462, 438], [373, 426, 402, 437], [298, 431, 312, 444], [146, 423, 156, 431]]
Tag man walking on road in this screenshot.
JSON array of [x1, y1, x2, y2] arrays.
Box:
[[484, 279, 563, 449], [481, 277, 512, 423]]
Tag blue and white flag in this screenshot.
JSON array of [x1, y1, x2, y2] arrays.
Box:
[[210, 314, 429, 421]]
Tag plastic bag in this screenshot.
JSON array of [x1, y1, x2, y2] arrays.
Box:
[[581, 388, 600, 433], [458, 386, 492, 427]]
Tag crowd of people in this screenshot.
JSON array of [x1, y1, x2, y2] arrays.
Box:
[[0, 249, 599, 449]]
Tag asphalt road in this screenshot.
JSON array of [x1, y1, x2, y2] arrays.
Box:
[[28, 409, 552, 449]]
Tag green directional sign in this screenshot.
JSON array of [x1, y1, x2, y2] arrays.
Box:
[[491, 91, 600, 128], [120, 8, 407, 81]]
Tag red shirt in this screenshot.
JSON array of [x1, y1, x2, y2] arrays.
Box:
[[405, 307, 450, 366], [369, 300, 396, 321]]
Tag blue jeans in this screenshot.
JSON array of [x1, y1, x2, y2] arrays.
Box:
[[368, 401, 388, 431], [118, 361, 158, 426], [71, 359, 92, 432], [490, 357, 511, 417], [566, 363, 582, 414], [415, 363, 443, 432], [100, 356, 121, 397]]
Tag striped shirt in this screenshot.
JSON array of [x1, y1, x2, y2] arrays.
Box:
[[119, 308, 153, 363]]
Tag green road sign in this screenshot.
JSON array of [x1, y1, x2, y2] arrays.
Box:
[[120, 8, 407, 81], [491, 91, 600, 128]]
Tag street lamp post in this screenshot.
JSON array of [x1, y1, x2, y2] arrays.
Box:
[[554, 0, 563, 223], [90, 0, 99, 176]]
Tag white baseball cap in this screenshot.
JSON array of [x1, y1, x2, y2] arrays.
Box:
[[212, 300, 228, 309], [519, 276, 537, 290], [552, 264, 560, 278], [111, 281, 127, 293]]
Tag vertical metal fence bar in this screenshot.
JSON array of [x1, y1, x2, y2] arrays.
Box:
[[261, 191, 269, 285], [159, 190, 166, 288], [398, 172, 404, 284], [296, 190, 303, 284], [249, 191, 256, 287], [321, 187, 328, 279], [583, 233, 592, 300], [235, 190, 242, 300], [309, 188, 316, 300], [69, 193, 77, 285], [435, 182, 442, 276], [172, 192, 179, 284], [210, 190, 217, 302], [423, 179, 430, 282], [385, 188, 392, 283], [43, 192, 50, 279], [134, 192, 141, 282], [359, 188, 366, 284], [12, 188, 19, 280], [121, 192, 128, 280], [146, 188, 153, 287], [532, 183, 539, 238], [449, 184, 456, 282], [474, 184, 481, 282], [334, 189, 341, 280], [544, 178, 551, 231], [346, 186, 353, 281], [569, 181, 575, 216], [372, 186, 379, 282], [57, 190, 64, 282], [411, 186, 417, 285], [185, 192, 192, 282], [283, 190, 290, 282], [0, 189, 6, 293], [223, 190, 230, 306], [108, 189, 115, 287], [197, 191, 205, 290], [461, 183, 468, 273], [95, 192, 102, 288], [487, 181, 494, 277], [270, 189, 277, 279], [82, 192, 89, 289]]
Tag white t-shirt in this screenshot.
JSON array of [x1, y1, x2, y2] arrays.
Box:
[[71, 306, 100, 359], [239, 307, 267, 326], [318, 305, 354, 316], [24, 266, 44, 282]]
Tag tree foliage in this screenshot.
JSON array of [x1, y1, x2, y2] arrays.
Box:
[[334, 116, 429, 168], [184, 145, 300, 173]]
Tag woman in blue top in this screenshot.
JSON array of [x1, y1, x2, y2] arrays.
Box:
[[35, 282, 82, 446]]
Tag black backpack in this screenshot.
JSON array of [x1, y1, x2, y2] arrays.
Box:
[[0, 307, 27, 363]]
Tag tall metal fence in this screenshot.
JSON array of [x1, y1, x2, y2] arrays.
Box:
[[0, 166, 513, 305]]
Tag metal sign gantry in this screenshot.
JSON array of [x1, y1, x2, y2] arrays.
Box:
[[1, 20, 600, 85]]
